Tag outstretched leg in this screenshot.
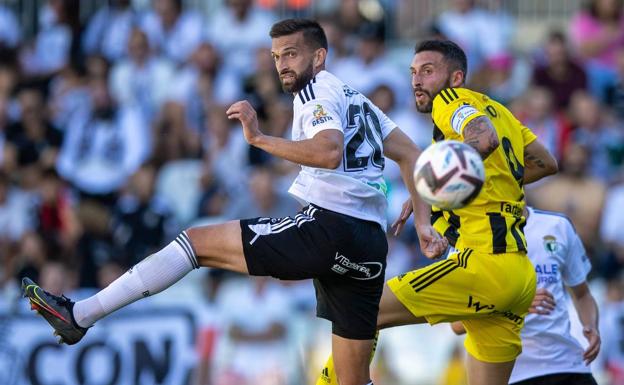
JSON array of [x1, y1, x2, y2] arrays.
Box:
[[23, 221, 249, 344]]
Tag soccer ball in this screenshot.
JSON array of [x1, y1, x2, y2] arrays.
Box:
[[413, 140, 485, 210]]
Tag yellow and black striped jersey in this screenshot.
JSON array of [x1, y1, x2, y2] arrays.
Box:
[[430, 87, 537, 254]]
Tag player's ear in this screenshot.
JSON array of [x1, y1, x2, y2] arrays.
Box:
[[451, 70, 464, 87], [314, 48, 327, 68]]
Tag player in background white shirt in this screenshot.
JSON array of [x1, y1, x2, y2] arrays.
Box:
[[452, 206, 600, 385], [22, 18, 446, 385]]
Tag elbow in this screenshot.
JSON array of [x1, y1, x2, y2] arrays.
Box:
[[546, 156, 559, 176], [321, 147, 342, 169]]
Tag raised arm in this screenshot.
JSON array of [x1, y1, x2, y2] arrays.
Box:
[[226, 100, 343, 169], [523, 139, 558, 184]]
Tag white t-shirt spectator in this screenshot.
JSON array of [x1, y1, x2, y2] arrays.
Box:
[[110, 56, 176, 120], [205, 6, 275, 77], [56, 106, 151, 194], [0, 5, 21, 48], [83, 6, 139, 62], [139, 10, 203, 64]]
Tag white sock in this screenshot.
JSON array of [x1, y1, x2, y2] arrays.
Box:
[[73, 232, 199, 328]]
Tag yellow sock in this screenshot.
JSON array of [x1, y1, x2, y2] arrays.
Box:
[[315, 332, 379, 385]]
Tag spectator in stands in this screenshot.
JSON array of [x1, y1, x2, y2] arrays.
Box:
[[82, 0, 137, 62], [332, 22, 408, 104], [569, 0, 624, 101], [56, 76, 150, 200], [140, 0, 203, 64], [206, 0, 276, 78], [532, 30, 588, 111], [229, 165, 300, 219], [202, 105, 248, 195], [0, 94, 16, 172], [605, 46, 624, 118], [517, 87, 572, 161], [600, 177, 624, 276], [0, 171, 34, 245], [217, 277, 294, 385], [47, 61, 90, 131], [75, 200, 116, 288], [569, 90, 624, 181], [166, 41, 240, 138], [194, 268, 228, 385], [112, 163, 174, 266], [7, 87, 63, 170], [527, 142, 606, 261], [0, 4, 21, 49], [35, 168, 81, 259], [600, 275, 624, 385], [20, 0, 81, 78], [39, 260, 76, 296], [110, 27, 175, 122], [470, 52, 530, 105], [435, 0, 514, 78]]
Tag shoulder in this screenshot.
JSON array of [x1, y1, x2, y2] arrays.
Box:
[[530, 208, 578, 234], [296, 72, 344, 106]]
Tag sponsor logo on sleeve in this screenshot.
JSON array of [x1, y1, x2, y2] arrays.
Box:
[[450, 105, 479, 134], [312, 104, 334, 126]]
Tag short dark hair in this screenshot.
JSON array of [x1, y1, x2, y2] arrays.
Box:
[[269, 18, 328, 50], [415, 40, 468, 78]]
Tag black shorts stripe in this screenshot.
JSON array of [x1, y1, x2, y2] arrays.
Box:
[[409, 260, 454, 287], [298, 92, 306, 104], [414, 264, 459, 292], [461, 249, 473, 268], [458, 249, 468, 268]]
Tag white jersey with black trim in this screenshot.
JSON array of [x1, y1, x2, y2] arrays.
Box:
[[509, 207, 592, 383], [287, 70, 397, 229]]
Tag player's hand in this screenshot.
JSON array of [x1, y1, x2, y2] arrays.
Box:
[[226, 100, 264, 145], [528, 288, 555, 315], [416, 224, 448, 259], [391, 199, 413, 236], [582, 326, 601, 365]]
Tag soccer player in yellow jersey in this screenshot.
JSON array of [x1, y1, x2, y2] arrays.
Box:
[[317, 40, 559, 385]]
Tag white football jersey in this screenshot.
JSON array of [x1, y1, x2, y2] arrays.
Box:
[[509, 207, 592, 383], [287, 70, 397, 228]]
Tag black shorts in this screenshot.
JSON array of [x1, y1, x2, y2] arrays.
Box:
[[510, 373, 597, 385], [240, 204, 388, 340]]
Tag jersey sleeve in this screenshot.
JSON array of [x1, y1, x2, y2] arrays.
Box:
[[431, 88, 487, 139], [561, 219, 592, 287], [520, 123, 538, 146], [299, 84, 343, 139]]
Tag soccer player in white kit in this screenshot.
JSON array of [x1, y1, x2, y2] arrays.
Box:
[[22, 19, 446, 385], [453, 206, 601, 385]]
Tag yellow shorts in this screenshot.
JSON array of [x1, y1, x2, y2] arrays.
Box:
[[387, 249, 536, 363]]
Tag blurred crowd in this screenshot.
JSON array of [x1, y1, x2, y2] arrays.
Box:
[[1, 0, 624, 384]]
